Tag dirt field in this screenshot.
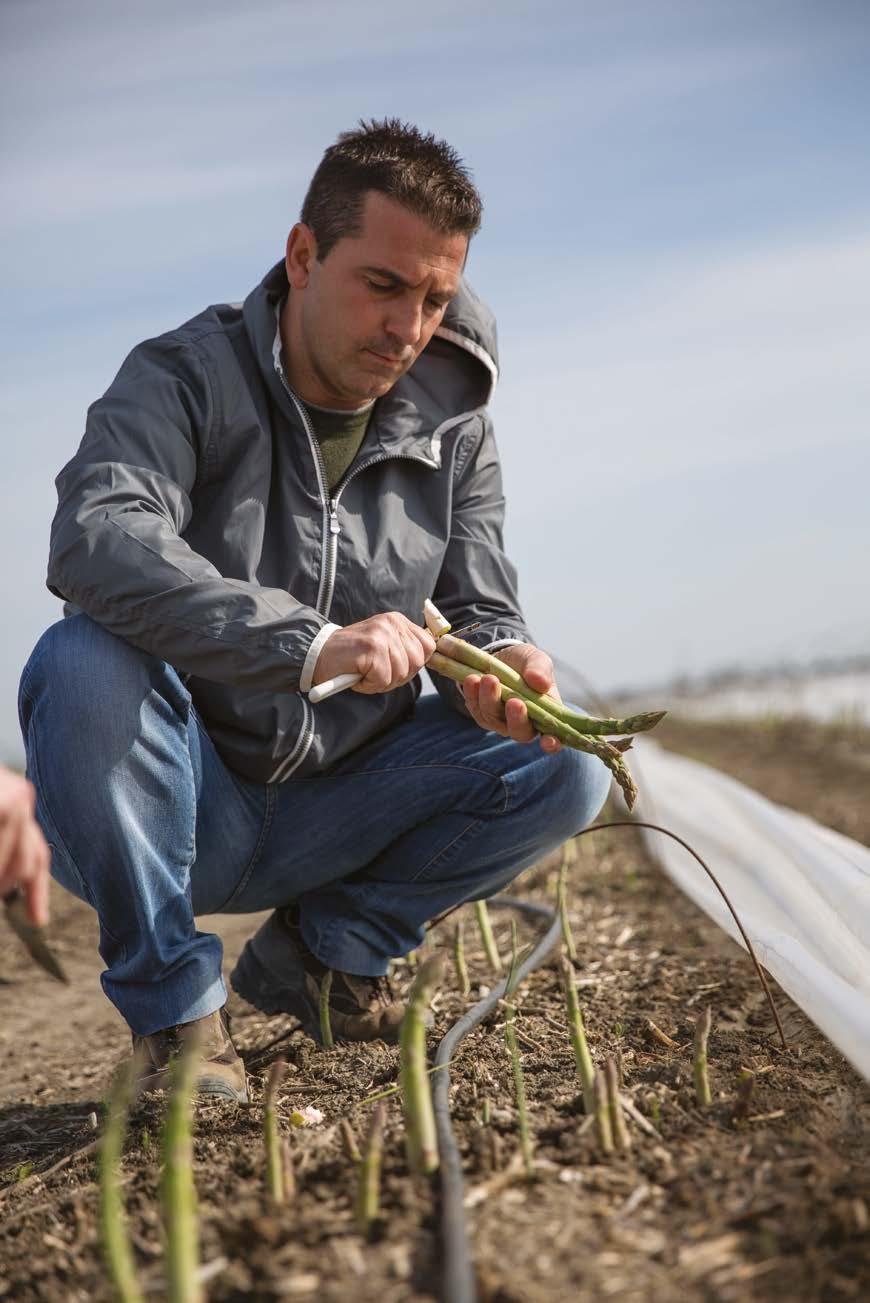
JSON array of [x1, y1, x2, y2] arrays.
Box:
[[1, 717, 868, 1302]]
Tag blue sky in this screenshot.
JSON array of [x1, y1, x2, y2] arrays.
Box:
[[2, 0, 869, 760]]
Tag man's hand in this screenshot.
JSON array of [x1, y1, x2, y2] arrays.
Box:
[[0, 767, 50, 926], [311, 612, 436, 695], [462, 644, 563, 753]]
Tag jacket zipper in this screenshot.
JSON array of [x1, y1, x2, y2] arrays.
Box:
[[271, 356, 437, 780], [268, 368, 327, 782], [322, 451, 437, 617], [277, 379, 334, 613], [275, 336, 442, 618]]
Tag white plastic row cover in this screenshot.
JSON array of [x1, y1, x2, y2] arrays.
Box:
[[631, 739, 870, 1082]]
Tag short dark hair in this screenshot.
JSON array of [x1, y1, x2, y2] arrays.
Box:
[[300, 118, 483, 261]]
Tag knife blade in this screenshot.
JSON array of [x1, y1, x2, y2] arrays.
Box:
[[2, 887, 69, 983]]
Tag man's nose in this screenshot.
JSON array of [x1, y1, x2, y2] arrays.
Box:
[[384, 298, 424, 350]]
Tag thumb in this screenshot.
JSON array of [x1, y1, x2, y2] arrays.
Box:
[[498, 644, 556, 695]]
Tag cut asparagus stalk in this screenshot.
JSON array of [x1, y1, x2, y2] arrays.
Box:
[[693, 1006, 713, 1107], [280, 1136, 296, 1201], [594, 1068, 613, 1155], [732, 1069, 756, 1124], [453, 920, 471, 998], [399, 954, 443, 1175], [100, 1062, 144, 1303], [561, 957, 595, 1116], [505, 1007, 532, 1176], [160, 1050, 201, 1303], [356, 1100, 386, 1233], [557, 858, 577, 961], [319, 970, 335, 1049], [605, 1056, 631, 1151], [340, 1118, 362, 1164], [264, 1059, 288, 1204], [474, 899, 503, 975], [504, 920, 533, 1175], [423, 598, 452, 638]]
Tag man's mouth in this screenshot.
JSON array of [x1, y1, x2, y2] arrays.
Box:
[[366, 349, 407, 369]]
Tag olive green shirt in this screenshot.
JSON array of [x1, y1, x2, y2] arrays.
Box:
[[301, 398, 375, 495]]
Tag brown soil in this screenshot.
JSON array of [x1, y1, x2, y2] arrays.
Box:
[[1, 718, 868, 1302], [653, 714, 870, 847]]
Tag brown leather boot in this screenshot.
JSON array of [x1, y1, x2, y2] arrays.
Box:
[[230, 908, 405, 1045], [131, 1007, 249, 1102]]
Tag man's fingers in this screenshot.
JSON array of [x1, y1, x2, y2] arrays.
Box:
[[354, 645, 393, 693], [22, 823, 50, 926], [519, 652, 558, 697], [502, 692, 537, 742], [463, 675, 536, 742], [0, 827, 17, 888], [25, 873, 50, 928], [413, 625, 437, 661], [462, 673, 563, 752], [493, 645, 561, 702], [354, 628, 422, 693], [477, 675, 508, 728], [0, 803, 28, 892], [322, 613, 437, 695]]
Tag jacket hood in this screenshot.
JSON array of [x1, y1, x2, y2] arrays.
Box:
[[243, 261, 499, 435]]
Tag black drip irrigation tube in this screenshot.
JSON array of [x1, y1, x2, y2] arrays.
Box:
[[432, 897, 561, 1303]]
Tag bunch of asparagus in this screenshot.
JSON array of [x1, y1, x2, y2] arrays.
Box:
[[422, 600, 664, 809]]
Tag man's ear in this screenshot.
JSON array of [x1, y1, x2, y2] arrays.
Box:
[[285, 222, 318, 290]]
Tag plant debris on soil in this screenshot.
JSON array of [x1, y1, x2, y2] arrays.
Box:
[[1, 717, 868, 1302]]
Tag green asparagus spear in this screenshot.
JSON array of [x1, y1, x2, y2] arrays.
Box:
[[356, 1100, 386, 1233], [264, 1059, 288, 1204], [474, 899, 503, 975], [99, 1062, 144, 1303], [561, 957, 595, 1116], [435, 634, 665, 737], [160, 1050, 201, 1303], [399, 954, 443, 1175], [453, 920, 471, 998], [693, 1006, 713, 1108], [429, 651, 639, 808]]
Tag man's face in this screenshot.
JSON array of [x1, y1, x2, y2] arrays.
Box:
[[283, 190, 468, 410]]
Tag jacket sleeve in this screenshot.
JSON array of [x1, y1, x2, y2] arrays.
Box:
[[428, 412, 535, 714], [47, 332, 330, 692]]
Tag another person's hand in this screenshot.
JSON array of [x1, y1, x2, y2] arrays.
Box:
[[461, 643, 563, 753], [311, 612, 437, 695], [0, 767, 50, 926]]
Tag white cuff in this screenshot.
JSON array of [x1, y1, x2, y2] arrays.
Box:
[[300, 623, 342, 693], [480, 637, 530, 656]]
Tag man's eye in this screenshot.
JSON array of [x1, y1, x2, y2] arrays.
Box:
[[367, 279, 392, 292]]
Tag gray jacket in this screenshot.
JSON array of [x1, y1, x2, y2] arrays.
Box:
[[48, 261, 533, 783]]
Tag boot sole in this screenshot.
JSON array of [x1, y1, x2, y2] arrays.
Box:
[[135, 1071, 249, 1105]]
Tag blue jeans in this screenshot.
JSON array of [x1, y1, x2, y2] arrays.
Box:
[[18, 615, 610, 1035]]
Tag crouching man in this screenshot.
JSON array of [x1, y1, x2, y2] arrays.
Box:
[[19, 120, 609, 1103]]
